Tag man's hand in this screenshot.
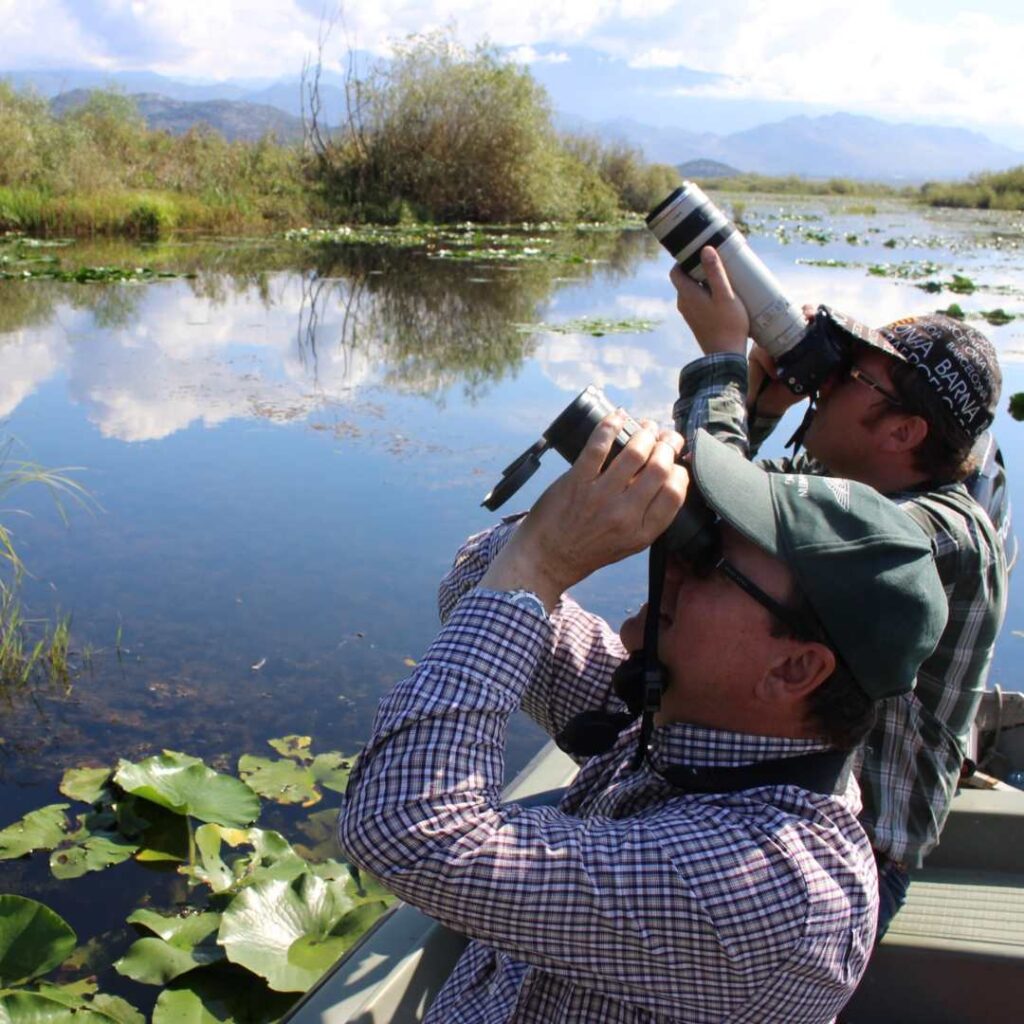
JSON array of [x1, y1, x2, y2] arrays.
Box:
[[479, 413, 688, 610], [746, 304, 817, 416], [669, 246, 749, 355]]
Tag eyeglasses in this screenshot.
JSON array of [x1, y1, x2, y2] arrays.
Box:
[[846, 364, 903, 407], [687, 533, 819, 638]]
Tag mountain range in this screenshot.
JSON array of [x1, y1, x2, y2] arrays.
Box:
[[7, 68, 1022, 182]]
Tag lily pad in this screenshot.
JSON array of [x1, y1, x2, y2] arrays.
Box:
[[59, 767, 113, 805], [0, 895, 77, 987], [152, 965, 296, 1024], [0, 805, 69, 860], [184, 825, 308, 894], [0, 990, 114, 1023], [218, 872, 376, 991], [114, 936, 222, 986], [50, 828, 137, 880], [237, 757, 319, 806], [309, 753, 351, 795], [114, 752, 260, 828], [267, 736, 312, 762], [126, 909, 221, 949]]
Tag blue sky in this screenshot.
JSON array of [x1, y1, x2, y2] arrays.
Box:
[[5, 1, 1024, 145]]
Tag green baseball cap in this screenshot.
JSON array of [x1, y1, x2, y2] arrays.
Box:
[[690, 429, 947, 700]]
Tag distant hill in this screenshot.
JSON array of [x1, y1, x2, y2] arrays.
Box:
[[677, 159, 740, 179], [583, 112, 1024, 183], [51, 89, 307, 143]]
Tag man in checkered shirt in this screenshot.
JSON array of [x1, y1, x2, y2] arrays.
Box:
[[670, 246, 1008, 937], [339, 412, 947, 1023]]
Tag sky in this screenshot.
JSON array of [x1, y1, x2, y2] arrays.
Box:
[[4, 1, 1024, 146]]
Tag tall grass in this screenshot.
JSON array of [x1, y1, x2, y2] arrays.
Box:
[[0, 445, 91, 690], [0, 84, 310, 236], [920, 166, 1024, 210]]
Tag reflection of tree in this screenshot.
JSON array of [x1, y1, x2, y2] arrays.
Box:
[[296, 228, 653, 402], [0, 279, 146, 335]]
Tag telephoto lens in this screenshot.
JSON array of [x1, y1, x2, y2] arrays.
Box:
[[646, 182, 807, 360]]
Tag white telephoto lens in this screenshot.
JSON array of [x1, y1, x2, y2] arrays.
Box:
[[646, 182, 806, 358]]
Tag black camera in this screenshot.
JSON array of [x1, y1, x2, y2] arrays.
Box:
[[481, 385, 716, 562]]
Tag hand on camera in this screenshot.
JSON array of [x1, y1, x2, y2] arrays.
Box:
[[669, 247, 749, 355], [479, 413, 688, 609], [746, 305, 818, 416]]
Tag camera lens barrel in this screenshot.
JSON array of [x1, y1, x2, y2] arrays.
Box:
[[646, 182, 807, 359]]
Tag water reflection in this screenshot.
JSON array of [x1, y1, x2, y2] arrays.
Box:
[[0, 229, 656, 443]]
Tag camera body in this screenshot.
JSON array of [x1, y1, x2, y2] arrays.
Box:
[[647, 182, 853, 395]]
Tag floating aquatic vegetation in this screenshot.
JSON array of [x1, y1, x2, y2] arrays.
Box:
[[0, 741, 387, 1022], [0, 264, 193, 283], [1009, 393, 1024, 421], [980, 308, 1016, 326], [938, 303, 966, 320], [796, 258, 852, 269], [515, 316, 660, 336], [867, 260, 943, 280]]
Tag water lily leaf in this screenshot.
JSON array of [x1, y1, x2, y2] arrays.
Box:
[[185, 825, 307, 894], [59, 767, 113, 805], [87, 994, 146, 1024], [35, 979, 98, 1005], [114, 752, 260, 828], [267, 736, 312, 762], [237, 756, 319, 806], [133, 800, 188, 862], [50, 830, 137, 879], [309, 753, 351, 794], [126, 910, 220, 949], [0, 990, 112, 1023], [114, 935, 223, 986], [218, 872, 360, 991], [152, 965, 296, 1024], [0, 895, 77, 986], [0, 806, 70, 860]]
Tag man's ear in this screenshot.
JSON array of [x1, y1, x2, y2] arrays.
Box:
[[756, 642, 836, 706], [879, 414, 928, 454]]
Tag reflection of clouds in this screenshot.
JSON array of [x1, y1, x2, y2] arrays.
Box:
[[55, 278, 385, 442], [0, 326, 68, 417]]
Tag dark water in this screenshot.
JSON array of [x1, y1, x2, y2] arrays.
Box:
[[1, 201, 1023, 1003]]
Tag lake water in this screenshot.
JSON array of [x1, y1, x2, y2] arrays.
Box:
[[2, 198, 1023, 1003]]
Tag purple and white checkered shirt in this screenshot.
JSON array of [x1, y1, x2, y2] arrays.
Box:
[[338, 522, 877, 1023]]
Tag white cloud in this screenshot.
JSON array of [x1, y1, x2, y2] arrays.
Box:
[[507, 46, 570, 65], [6, 1, 1024, 133]]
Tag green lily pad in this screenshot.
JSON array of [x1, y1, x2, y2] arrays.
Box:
[[84, 994, 146, 1024], [0, 895, 77, 987], [237, 756, 319, 806], [185, 825, 308, 894], [0, 990, 112, 1023], [267, 736, 312, 762], [114, 936, 223, 986], [309, 753, 351, 794], [218, 872, 370, 991], [126, 910, 221, 949], [50, 829, 137, 879], [59, 768, 113, 805], [34, 979, 98, 1005], [114, 752, 260, 828], [0, 806, 70, 860], [152, 965, 297, 1024]]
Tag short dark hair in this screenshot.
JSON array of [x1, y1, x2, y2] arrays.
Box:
[[769, 596, 876, 750], [888, 359, 976, 482]]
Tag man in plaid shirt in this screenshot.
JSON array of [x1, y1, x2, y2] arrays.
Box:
[[670, 246, 1008, 936], [339, 412, 947, 1022]]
